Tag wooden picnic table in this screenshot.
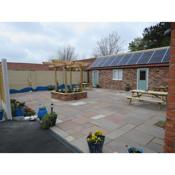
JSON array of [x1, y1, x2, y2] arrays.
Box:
[[131, 89, 168, 102], [153, 86, 168, 92]]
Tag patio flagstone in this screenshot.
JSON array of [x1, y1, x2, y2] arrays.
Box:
[[91, 114, 106, 120], [121, 129, 154, 146], [69, 101, 87, 106], [90, 118, 120, 131], [11, 89, 166, 153]]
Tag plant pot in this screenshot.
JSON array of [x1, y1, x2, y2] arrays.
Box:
[[37, 107, 48, 120], [87, 136, 105, 153], [14, 107, 25, 117], [50, 118, 56, 126], [128, 147, 144, 153], [0, 110, 4, 120]]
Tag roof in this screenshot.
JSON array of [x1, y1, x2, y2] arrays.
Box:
[[5, 62, 50, 71], [89, 46, 170, 69]]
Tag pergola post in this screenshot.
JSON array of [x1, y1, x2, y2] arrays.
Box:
[[80, 66, 83, 91], [54, 68, 58, 91], [70, 68, 72, 88], [64, 66, 68, 93]]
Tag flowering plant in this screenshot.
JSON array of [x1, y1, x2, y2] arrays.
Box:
[[87, 131, 104, 144]]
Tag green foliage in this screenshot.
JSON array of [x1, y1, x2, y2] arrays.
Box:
[[87, 131, 104, 144], [25, 107, 36, 116], [10, 98, 35, 117], [49, 112, 58, 126], [129, 22, 171, 51], [40, 112, 58, 129], [48, 85, 55, 91], [40, 115, 51, 129]]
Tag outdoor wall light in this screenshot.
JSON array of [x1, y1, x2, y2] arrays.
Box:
[[51, 103, 54, 113]]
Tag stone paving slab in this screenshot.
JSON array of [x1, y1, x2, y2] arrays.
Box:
[[91, 114, 106, 120], [12, 89, 166, 153], [121, 129, 154, 146], [135, 124, 164, 139], [90, 118, 120, 131], [145, 141, 163, 153]]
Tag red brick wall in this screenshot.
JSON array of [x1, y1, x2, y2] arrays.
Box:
[[98, 69, 136, 90], [90, 67, 169, 90], [164, 23, 175, 153], [149, 67, 169, 89]]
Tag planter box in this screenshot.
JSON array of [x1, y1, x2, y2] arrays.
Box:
[[51, 91, 87, 101]]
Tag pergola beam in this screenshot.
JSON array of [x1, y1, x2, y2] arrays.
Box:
[[49, 60, 88, 92]]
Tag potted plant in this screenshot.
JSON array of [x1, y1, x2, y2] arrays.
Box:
[[14, 101, 25, 116], [87, 130, 105, 153], [40, 114, 51, 129], [49, 112, 57, 126], [24, 107, 36, 116], [37, 106, 48, 120], [0, 109, 4, 121], [127, 146, 144, 153], [40, 112, 58, 129]]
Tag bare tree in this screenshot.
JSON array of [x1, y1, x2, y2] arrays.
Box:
[[93, 32, 123, 57], [55, 45, 77, 61]]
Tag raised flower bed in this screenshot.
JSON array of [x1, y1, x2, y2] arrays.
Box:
[[51, 91, 87, 101]]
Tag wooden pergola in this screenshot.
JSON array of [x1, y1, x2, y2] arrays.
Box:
[[49, 60, 88, 93]]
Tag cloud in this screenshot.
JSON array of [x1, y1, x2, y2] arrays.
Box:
[[0, 22, 157, 63]]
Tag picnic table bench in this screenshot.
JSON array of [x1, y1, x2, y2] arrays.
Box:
[[127, 89, 168, 108]]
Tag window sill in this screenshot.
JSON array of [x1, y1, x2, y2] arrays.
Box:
[[112, 79, 123, 81]]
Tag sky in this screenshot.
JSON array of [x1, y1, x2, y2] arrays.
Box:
[[0, 22, 157, 63]]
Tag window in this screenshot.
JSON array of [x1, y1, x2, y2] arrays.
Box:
[[113, 69, 123, 80], [139, 70, 146, 80]]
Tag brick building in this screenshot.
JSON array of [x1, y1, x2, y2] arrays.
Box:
[[89, 46, 170, 91]]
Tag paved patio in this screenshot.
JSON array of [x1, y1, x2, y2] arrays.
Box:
[[11, 88, 166, 153]]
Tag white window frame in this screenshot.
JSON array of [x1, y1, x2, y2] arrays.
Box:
[[112, 69, 123, 80]]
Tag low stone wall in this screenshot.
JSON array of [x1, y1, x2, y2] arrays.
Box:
[[51, 91, 87, 101]]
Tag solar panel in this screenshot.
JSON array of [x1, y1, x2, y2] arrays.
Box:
[[103, 55, 115, 67], [162, 48, 170, 63], [127, 52, 143, 65], [90, 47, 170, 68], [137, 50, 154, 65], [149, 48, 167, 64], [106, 55, 118, 66], [109, 54, 124, 66], [118, 53, 133, 65], [94, 57, 106, 67]]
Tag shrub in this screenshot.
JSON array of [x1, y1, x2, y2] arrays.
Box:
[[40, 112, 58, 129], [48, 85, 55, 91], [40, 114, 51, 129], [49, 112, 57, 126]]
